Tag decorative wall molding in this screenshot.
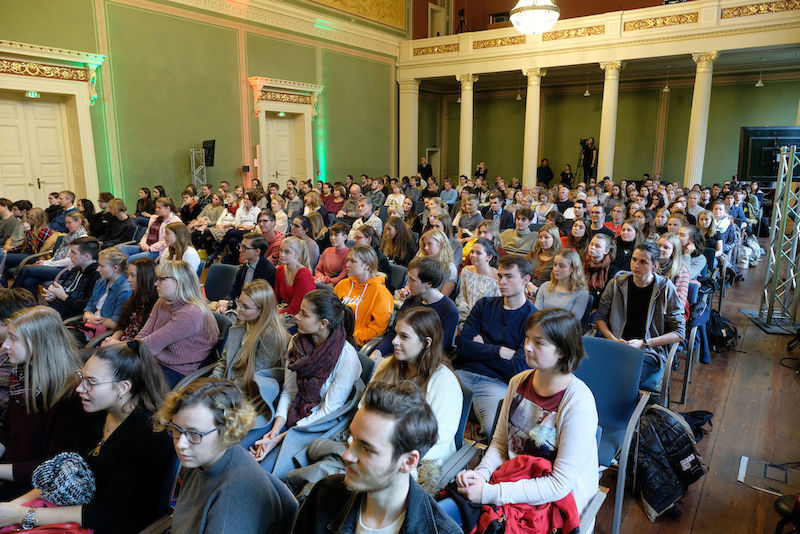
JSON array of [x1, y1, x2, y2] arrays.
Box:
[[0, 59, 88, 82], [0, 40, 105, 66], [260, 90, 312, 105], [721, 0, 800, 18], [473, 36, 526, 49], [310, 0, 405, 30], [248, 77, 323, 117], [541, 25, 605, 41], [167, 0, 402, 56], [413, 43, 459, 56], [623, 12, 698, 31]]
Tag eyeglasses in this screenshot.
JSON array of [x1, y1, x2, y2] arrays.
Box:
[[165, 423, 218, 444], [234, 298, 262, 311], [75, 370, 119, 392], [156, 276, 174, 282], [239, 245, 258, 251]]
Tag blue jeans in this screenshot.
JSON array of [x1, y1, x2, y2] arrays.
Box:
[[437, 498, 464, 527], [159, 364, 186, 389], [0, 252, 30, 286], [455, 369, 508, 438], [11, 264, 64, 294], [118, 244, 158, 262]]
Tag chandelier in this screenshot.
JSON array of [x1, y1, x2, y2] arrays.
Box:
[[510, 0, 560, 34]]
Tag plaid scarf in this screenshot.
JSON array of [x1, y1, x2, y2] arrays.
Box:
[[584, 254, 612, 293]]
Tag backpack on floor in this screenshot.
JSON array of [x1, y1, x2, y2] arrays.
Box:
[[708, 310, 738, 352]]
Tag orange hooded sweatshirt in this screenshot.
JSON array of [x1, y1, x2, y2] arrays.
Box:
[[334, 275, 394, 346]]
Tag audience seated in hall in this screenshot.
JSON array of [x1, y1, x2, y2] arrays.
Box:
[[397, 229, 458, 299], [274, 236, 316, 317], [334, 245, 394, 347], [314, 222, 349, 286], [211, 279, 290, 447], [611, 219, 645, 272], [79, 247, 132, 340], [583, 233, 618, 308], [213, 232, 276, 315], [381, 216, 416, 267], [251, 290, 361, 471], [439, 309, 598, 531], [657, 233, 690, 317], [119, 197, 181, 262], [678, 224, 707, 280], [0, 208, 55, 287], [454, 254, 537, 436], [38, 237, 101, 320], [100, 258, 158, 345], [500, 207, 538, 255], [456, 237, 500, 322], [370, 257, 458, 361], [47, 191, 78, 234], [158, 222, 201, 274], [350, 225, 392, 279], [347, 197, 383, 241], [156, 379, 290, 534], [99, 198, 136, 249], [596, 242, 685, 391], [526, 223, 561, 291], [0, 288, 36, 419], [289, 216, 320, 271], [533, 249, 590, 320]]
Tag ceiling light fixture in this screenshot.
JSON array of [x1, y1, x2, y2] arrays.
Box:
[[510, 0, 560, 35], [583, 72, 590, 97], [755, 58, 764, 88], [663, 65, 671, 93], [516, 77, 522, 101]]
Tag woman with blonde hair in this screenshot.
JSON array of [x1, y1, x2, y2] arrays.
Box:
[[211, 280, 290, 446], [160, 222, 201, 273], [428, 212, 462, 272], [456, 237, 500, 322], [307, 211, 331, 252], [533, 249, 590, 319], [156, 378, 290, 533], [106, 260, 217, 387], [380, 216, 416, 267], [657, 233, 690, 317], [334, 245, 394, 346], [81, 247, 132, 336], [269, 195, 289, 234], [303, 190, 329, 223], [0, 306, 84, 499], [415, 229, 457, 296], [275, 236, 315, 317], [533, 189, 555, 223], [527, 223, 562, 290]]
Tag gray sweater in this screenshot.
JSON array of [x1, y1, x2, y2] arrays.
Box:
[[171, 446, 284, 534]]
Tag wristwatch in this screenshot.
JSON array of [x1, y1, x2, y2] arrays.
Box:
[[22, 508, 36, 530], [643, 338, 650, 348]]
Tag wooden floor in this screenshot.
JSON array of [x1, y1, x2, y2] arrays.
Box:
[[594, 250, 800, 534]]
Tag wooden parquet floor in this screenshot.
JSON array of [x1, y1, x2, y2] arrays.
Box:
[[594, 252, 800, 534]]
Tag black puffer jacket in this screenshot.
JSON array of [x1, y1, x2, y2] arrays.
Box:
[[627, 404, 708, 521]]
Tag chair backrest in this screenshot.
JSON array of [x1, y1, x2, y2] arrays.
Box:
[[315, 282, 330, 291], [576, 336, 644, 465], [195, 261, 205, 279], [687, 280, 700, 307], [133, 225, 147, 243], [209, 312, 234, 363], [378, 205, 389, 224], [357, 351, 376, 384], [387, 263, 408, 292], [415, 199, 425, 214], [264, 471, 299, 534], [456, 383, 473, 448], [702, 247, 717, 272], [203, 263, 239, 302]]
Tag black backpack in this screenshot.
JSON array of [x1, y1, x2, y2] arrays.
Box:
[[708, 310, 738, 352]]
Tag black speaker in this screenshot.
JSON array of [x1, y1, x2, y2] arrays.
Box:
[[202, 140, 215, 167], [242, 165, 250, 172]]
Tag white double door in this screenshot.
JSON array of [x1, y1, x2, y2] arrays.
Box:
[[0, 95, 71, 207], [262, 113, 294, 188]]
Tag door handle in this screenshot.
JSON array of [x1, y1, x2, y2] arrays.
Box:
[[36, 178, 42, 189]]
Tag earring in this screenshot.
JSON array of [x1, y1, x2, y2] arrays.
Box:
[[117, 394, 122, 400]]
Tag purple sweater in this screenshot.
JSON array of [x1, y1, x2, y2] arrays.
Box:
[[138, 299, 218, 375]]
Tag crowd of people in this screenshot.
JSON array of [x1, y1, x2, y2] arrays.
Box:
[[0, 166, 761, 532]]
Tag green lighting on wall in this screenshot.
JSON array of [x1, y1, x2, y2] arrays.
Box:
[[314, 18, 334, 30], [315, 92, 327, 183]]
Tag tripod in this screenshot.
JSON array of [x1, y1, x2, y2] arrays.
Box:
[[457, 8, 467, 33]]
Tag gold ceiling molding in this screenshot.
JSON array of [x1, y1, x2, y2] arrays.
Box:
[[259, 90, 312, 105], [413, 43, 459, 56], [721, 0, 800, 18], [310, 0, 405, 30], [541, 24, 605, 41], [473, 35, 526, 49], [0, 59, 88, 82], [623, 12, 698, 31]]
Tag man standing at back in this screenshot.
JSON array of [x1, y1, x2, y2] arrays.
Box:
[[294, 381, 461, 534]]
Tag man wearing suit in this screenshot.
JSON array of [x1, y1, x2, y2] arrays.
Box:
[[481, 191, 514, 231], [213, 232, 276, 314]]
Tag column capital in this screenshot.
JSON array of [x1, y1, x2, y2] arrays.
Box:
[[600, 61, 623, 77], [691, 51, 719, 72], [523, 68, 547, 84], [456, 73, 478, 89], [398, 79, 421, 94]]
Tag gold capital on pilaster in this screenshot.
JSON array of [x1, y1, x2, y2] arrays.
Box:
[[600, 61, 623, 78], [692, 51, 718, 72], [456, 73, 478, 90], [523, 68, 547, 84], [398, 79, 420, 94]]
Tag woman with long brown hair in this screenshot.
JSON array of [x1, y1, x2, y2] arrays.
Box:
[[380, 216, 416, 267]]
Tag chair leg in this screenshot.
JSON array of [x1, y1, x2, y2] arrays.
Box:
[[679, 327, 697, 404]]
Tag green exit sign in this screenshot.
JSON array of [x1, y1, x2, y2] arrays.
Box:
[[25, 90, 40, 98]]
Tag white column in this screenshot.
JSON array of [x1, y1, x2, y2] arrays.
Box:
[[597, 61, 622, 181], [456, 74, 478, 179], [398, 79, 421, 177], [522, 68, 546, 187], [684, 51, 718, 187]]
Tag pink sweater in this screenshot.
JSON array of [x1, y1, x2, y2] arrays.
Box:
[[314, 246, 349, 285], [138, 298, 218, 374]]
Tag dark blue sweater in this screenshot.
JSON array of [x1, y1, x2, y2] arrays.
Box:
[[374, 294, 459, 356], [455, 296, 536, 383]]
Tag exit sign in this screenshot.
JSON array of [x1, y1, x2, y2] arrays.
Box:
[[25, 90, 40, 99]]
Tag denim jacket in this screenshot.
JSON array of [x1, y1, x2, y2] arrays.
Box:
[[84, 275, 132, 322], [294, 474, 461, 534]]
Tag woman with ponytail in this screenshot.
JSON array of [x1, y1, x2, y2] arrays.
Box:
[[0, 341, 172, 533], [250, 289, 361, 468]]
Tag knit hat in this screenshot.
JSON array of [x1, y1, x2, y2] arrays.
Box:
[[32, 452, 96, 506]]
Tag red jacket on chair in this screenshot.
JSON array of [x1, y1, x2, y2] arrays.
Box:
[[477, 455, 581, 534]]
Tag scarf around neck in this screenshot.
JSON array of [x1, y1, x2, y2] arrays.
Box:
[[285, 324, 347, 428], [584, 254, 612, 291]]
